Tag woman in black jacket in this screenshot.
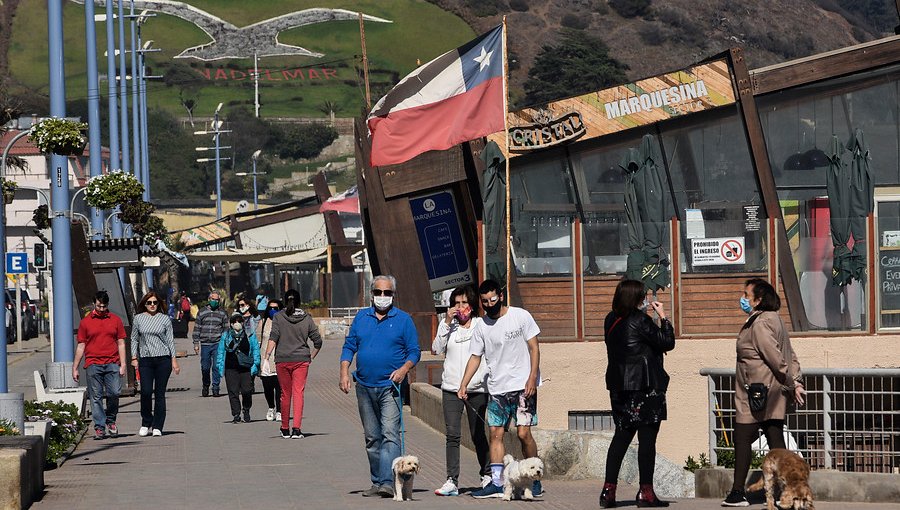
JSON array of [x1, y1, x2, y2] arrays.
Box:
[[600, 279, 675, 508]]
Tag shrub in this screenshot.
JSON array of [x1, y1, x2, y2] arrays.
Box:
[[609, 0, 652, 18], [684, 453, 710, 472], [24, 400, 84, 466], [32, 204, 50, 230], [120, 199, 155, 225], [561, 13, 590, 30], [638, 24, 666, 45], [466, 0, 501, 17], [509, 0, 529, 11], [0, 418, 20, 436]]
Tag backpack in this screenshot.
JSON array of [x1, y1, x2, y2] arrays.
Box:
[[180, 297, 191, 312]]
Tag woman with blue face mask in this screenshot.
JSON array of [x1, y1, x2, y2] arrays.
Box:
[[257, 299, 282, 422]]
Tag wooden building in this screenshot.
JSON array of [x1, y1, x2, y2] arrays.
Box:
[[356, 36, 900, 347]]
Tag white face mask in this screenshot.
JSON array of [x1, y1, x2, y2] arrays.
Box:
[[239, 305, 249, 314], [373, 295, 393, 311], [231, 322, 243, 332]]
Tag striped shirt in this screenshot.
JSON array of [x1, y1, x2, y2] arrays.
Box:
[[192, 307, 229, 345], [131, 312, 176, 359]]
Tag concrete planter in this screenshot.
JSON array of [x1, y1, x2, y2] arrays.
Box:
[[24, 419, 51, 460]]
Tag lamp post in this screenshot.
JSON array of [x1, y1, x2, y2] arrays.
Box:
[[234, 149, 265, 211], [83, 0, 103, 239], [194, 103, 231, 218], [117, 0, 130, 177], [137, 38, 161, 201]]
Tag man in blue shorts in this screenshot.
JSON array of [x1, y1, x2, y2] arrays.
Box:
[[459, 279, 542, 498]]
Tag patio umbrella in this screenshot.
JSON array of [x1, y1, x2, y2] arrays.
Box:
[[480, 140, 507, 283], [621, 134, 670, 292], [826, 129, 872, 286]]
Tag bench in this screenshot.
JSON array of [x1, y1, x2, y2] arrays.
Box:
[[33, 370, 87, 415]]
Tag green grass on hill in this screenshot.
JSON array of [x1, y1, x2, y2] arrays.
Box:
[[8, 1, 474, 118]]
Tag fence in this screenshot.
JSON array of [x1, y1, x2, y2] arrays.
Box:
[[700, 368, 900, 473], [328, 307, 364, 318]]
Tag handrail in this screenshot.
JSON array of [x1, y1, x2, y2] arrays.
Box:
[[700, 367, 900, 376]]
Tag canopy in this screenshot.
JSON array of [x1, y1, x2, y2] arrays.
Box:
[[826, 129, 872, 286], [622, 134, 670, 292], [480, 140, 507, 284], [185, 247, 327, 264]]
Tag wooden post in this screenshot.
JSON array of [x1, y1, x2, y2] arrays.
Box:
[[502, 16, 512, 302], [359, 13, 371, 110], [670, 217, 681, 338], [728, 47, 809, 331], [868, 213, 877, 334], [574, 218, 584, 340], [477, 219, 485, 284]]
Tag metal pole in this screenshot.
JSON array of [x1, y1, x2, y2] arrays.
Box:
[[117, 0, 130, 176], [105, 0, 123, 241], [84, 0, 104, 239], [141, 63, 150, 200], [252, 156, 258, 210], [254, 52, 259, 118], [15, 277, 22, 351], [130, 1, 140, 181], [215, 109, 222, 218], [49, 0, 75, 363]]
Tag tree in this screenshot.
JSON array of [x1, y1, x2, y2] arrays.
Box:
[[521, 29, 629, 108], [268, 123, 338, 160], [146, 108, 208, 199]]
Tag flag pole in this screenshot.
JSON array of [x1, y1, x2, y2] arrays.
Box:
[[359, 13, 372, 110], [502, 16, 512, 302]]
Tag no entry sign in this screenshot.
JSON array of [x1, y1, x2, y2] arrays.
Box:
[[691, 237, 746, 266]]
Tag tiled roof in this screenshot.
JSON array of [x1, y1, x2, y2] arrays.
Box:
[[0, 130, 110, 157]]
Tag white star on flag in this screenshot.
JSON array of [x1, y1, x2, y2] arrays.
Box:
[[473, 46, 493, 72]]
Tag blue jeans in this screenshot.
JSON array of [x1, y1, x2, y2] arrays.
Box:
[[86, 363, 121, 431], [199, 343, 220, 390], [138, 356, 172, 430], [356, 384, 402, 486]]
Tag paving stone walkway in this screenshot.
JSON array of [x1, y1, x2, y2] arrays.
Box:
[[10, 334, 899, 509]]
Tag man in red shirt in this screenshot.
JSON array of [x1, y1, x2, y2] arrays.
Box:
[[73, 291, 127, 440]]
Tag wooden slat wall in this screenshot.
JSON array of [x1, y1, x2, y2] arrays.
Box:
[[583, 279, 675, 338], [518, 278, 576, 338], [680, 273, 791, 335]]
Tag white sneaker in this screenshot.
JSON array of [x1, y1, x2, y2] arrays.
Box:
[[138, 426, 150, 437], [434, 478, 459, 496], [152, 429, 162, 437], [275, 412, 282, 421], [480, 475, 492, 489], [266, 408, 275, 421]]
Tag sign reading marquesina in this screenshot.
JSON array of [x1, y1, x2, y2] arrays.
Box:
[[501, 59, 735, 158], [508, 112, 586, 152], [691, 237, 745, 266], [409, 190, 473, 292]]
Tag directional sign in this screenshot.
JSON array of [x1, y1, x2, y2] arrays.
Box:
[[691, 237, 745, 266], [6, 252, 28, 274], [409, 190, 473, 292]]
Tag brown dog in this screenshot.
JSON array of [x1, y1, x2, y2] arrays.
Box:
[[747, 449, 815, 510]]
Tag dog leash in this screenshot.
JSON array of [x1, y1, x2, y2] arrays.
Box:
[[392, 381, 406, 456]]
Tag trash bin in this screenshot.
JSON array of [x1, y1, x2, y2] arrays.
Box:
[[45, 361, 78, 389], [0, 392, 24, 434]]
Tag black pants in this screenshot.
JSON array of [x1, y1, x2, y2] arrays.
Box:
[[731, 420, 786, 492], [442, 390, 490, 481], [261, 375, 281, 410], [604, 422, 661, 485], [138, 356, 172, 430], [224, 368, 253, 417]]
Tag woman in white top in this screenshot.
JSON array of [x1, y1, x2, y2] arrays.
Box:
[[130, 291, 181, 437], [257, 299, 281, 422], [432, 285, 491, 497]]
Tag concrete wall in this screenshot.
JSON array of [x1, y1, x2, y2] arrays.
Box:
[[0, 436, 45, 510], [696, 467, 900, 503], [534, 334, 900, 468]]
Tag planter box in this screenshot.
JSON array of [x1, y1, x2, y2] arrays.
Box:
[[24, 419, 50, 460]]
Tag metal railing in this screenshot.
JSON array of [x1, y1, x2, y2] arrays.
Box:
[[328, 307, 364, 318], [700, 368, 900, 473]]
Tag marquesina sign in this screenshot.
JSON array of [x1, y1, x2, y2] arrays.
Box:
[[504, 59, 735, 155], [196, 67, 339, 81]]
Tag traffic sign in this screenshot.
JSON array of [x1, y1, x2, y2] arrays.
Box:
[[33, 243, 47, 269], [6, 253, 28, 274]]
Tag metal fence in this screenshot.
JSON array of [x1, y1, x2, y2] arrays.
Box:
[[700, 368, 900, 473], [328, 307, 364, 318]]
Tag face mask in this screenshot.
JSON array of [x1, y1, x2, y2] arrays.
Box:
[[239, 305, 249, 314], [209, 300, 220, 310], [231, 322, 243, 332], [740, 296, 753, 314], [373, 295, 393, 311], [456, 306, 471, 323], [483, 300, 502, 317], [268, 308, 279, 318]]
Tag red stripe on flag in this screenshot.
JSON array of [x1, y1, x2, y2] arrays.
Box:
[[319, 197, 359, 214], [368, 76, 504, 167]]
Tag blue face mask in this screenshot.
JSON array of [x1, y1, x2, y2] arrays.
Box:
[[740, 297, 753, 314], [268, 308, 279, 318]]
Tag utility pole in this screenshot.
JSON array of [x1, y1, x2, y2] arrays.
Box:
[[84, 0, 104, 239], [194, 103, 231, 219], [105, 0, 123, 240], [117, 0, 130, 176], [254, 52, 260, 118]]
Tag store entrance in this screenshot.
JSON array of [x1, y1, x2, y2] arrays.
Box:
[[875, 193, 900, 330]]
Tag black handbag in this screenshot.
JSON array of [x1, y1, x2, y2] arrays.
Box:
[[746, 382, 768, 412], [228, 336, 254, 369]]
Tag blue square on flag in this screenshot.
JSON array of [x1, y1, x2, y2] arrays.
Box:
[[459, 27, 503, 90]]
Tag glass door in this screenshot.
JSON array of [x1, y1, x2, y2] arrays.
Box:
[[875, 195, 900, 330]]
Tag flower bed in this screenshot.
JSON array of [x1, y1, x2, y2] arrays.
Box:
[[24, 400, 85, 467], [0, 418, 20, 436]]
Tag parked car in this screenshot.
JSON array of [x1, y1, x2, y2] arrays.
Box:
[[5, 289, 38, 339]]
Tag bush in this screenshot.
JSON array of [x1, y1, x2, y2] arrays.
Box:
[[0, 418, 20, 436], [688, 435, 765, 471], [509, 0, 529, 11], [24, 400, 85, 466], [466, 0, 501, 17], [269, 123, 338, 160], [638, 24, 666, 45], [561, 13, 590, 30], [609, 0, 652, 18], [684, 453, 710, 472]]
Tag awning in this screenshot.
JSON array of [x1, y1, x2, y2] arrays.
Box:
[[263, 247, 329, 265], [175, 220, 232, 247], [185, 247, 328, 265]]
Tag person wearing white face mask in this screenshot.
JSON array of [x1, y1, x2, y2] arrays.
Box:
[[217, 313, 260, 423]]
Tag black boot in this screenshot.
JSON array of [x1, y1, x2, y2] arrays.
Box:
[[599, 482, 617, 508], [636, 484, 668, 507]]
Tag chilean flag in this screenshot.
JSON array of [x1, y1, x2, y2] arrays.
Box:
[[367, 25, 505, 167], [320, 185, 360, 214]]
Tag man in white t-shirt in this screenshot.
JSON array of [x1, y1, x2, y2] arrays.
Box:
[[459, 279, 542, 499]]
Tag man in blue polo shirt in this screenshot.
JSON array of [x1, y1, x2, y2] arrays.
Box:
[[340, 274, 420, 499]]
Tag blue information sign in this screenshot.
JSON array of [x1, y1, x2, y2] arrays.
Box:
[[409, 190, 473, 292], [6, 252, 28, 274]]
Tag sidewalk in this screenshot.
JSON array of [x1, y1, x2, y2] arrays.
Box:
[[12, 333, 898, 510]]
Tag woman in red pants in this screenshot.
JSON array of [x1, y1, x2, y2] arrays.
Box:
[[263, 289, 322, 439]]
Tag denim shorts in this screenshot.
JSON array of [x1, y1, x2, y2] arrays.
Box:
[[487, 390, 537, 427]]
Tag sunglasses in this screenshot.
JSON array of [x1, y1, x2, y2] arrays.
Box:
[[480, 296, 500, 305], [146, 300, 159, 306], [372, 289, 394, 296]]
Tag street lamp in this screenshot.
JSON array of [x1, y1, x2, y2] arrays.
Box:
[[194, 103, 231, 218], [235, 149, 265, 211]]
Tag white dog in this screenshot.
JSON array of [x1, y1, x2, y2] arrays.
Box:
[[391, 455, 419, 501], [501, 454, 544, 501]]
